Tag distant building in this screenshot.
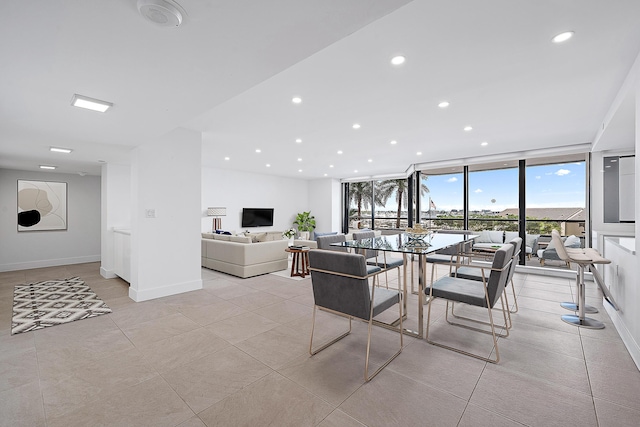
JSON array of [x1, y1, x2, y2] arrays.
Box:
[[498, 207, 585, 235]]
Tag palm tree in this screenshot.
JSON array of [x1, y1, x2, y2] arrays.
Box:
[[376, 178, 430, 228], [348, 181, 372, 220]]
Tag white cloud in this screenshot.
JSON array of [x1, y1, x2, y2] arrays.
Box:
[[535, 176, 541, 179], [555, 169, 570, 176], [447, 177, 458, 183], [474, 188, 483, 193]]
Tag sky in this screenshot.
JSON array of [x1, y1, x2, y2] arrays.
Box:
[[375, 162, 586, 212]]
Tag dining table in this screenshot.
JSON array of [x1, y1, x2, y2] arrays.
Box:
[[332, 231, 478, 339]]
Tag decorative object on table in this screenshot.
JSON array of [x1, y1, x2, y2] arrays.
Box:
[[17, 180, 67, 231], [11, 277, 112, 335], [283, 228, 296, 239], [405, 225, 431, 241], [293, 211, 316, 240], [207, 207, 226, 232]]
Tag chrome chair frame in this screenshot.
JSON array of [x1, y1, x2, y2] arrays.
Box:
[[308, 250, 403, 381], [425, 244, 514, 363]]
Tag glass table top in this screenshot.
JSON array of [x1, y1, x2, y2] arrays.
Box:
[[333, 232, 478, 254]]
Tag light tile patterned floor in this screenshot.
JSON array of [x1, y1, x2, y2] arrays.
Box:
[[1, 261, 639, 426]]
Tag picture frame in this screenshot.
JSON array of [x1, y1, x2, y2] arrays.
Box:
[[17, 180, 68, 231]]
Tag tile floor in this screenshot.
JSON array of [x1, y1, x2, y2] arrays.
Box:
[[1, 260, 639, 426]]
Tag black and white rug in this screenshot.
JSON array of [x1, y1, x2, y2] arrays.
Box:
[[11, 277, 112, 335]]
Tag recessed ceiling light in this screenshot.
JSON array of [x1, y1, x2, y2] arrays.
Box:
[[337, 150, 343, 154], [266, 164, 270, 167], [329, 165, 334, 168], [40, 165, 56, 170], [481, 141, 488, 146], [464, 126, 473, 131], [71, 94, 113, 112], [324, 173, 328, 177], [552, 31, 574, 43], [224, 157, 230, 161], [292, 96, 302, 104], [297, 158, 302, 162], [354, 170, 358, 173], [390, 140, 397, 145], [50, 147, 72, 154], [368, 159, 373, 163], [417, 152, 422, 156], [295, 138, 302, 143], [352, 123, 361, 129], [390, 55, 405, 65], [438, 101, 450, 108], [298, 169, 303, 172], [255, 149, 261, 153]]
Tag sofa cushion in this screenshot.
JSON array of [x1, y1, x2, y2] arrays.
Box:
[[526, 234, 539, 248], [476, 230, 504, 244], [564, 235, 581, 248], [202, 233, 215, 239], [229, 235, 252, 244], [504, 231, 519, 242], [213, 234, 231, 241], [313, 231, 338, 241]]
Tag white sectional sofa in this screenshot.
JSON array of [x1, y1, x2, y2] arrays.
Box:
[[473, 230, 539, 258], [201, 231, 288, 278]]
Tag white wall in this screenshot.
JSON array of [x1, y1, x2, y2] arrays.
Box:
[[100, 163, 131, 279], [0, 168, 101, 271], [129, 128, 203, 301], [201, 167, 313, 234], [308, 178, 342, 233]]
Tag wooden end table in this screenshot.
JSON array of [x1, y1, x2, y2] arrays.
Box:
[[285, 247, 310, 278]]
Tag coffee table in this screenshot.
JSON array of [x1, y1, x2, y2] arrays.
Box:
[[285, 247, 310, 278]]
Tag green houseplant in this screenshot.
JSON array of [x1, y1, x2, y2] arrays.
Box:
[[293, 211, 316, 239]]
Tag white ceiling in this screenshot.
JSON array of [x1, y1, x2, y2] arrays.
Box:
[[1, 0, 639, 179]]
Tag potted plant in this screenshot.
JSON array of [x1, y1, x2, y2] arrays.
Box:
[[293, 211, 316, 240]]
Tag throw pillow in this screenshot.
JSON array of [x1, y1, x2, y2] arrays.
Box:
[[564, 235, 581, 248], [250, 232, 267, 243], [526, 234, 539, 248], [504, 231, 519, 242]]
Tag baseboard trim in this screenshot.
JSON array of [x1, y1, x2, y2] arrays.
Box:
[[100, 267, 117, 279], [605, 302, 640, 371], [0, 255, 101, 272], [129, 279, 203, 302]]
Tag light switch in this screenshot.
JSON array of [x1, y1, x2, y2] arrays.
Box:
[[145, 209, 156, 218]]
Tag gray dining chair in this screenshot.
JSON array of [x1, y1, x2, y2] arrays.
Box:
[[308, 249, 402, 381], [425, 243, 514, 363], [317, 233, 381, 278], [451, 237, 522, 322], [352, 231, 404, 289]]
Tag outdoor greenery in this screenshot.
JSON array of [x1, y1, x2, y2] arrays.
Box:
[[433, 214, 562, 234]]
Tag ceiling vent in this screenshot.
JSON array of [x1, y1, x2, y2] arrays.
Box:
[[137, 0, 186, 27]]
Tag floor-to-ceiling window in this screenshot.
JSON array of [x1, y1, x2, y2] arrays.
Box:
[[468, 162, 520, 232], [419, 167, 464, 229], [374, 178, 409, 229]]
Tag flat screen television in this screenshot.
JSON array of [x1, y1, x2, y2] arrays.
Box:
[[241, 208, 274, 227]]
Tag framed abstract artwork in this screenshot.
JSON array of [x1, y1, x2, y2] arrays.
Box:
[[17, 180, 68, 231]]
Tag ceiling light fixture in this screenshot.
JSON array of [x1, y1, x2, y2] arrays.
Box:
[[71, 94, 113, 112], [295, 138, 302, 143], [481, 141, 488, 146], [337, 150, 343, 154], [224, 157, 230, 161], [292, 96, 302, 104], [298, 169, 303, 172], [438, 101, 450, 108], [417, 152, 422, 156], [40, 165, 56, 170], [324, 174, 328, 177], [297, 158, 302, 162], [390, 55, 406, 65], [354, 170, 358, 173], [329, 165, 334, 168], [266, 164, 270, 167], [255, 149, 261, 153], [50, 147, 72, 154], [137, 0, 185, 27], [368, 159, 373, 163], [390, 140, 397, 145], [552, 31, 574, 43], [352, 123, 361, 129], [464, 126, 473, 131]]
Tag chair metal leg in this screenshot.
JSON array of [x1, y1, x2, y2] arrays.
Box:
[[364, 286, 403, 382], [309, 305, 352, 355], [509, 278, 519, 313]]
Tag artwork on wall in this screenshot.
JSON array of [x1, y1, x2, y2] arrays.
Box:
[[17, 180, 67, 231]]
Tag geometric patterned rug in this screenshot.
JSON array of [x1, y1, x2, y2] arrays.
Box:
[[11, 277, 112, 335]]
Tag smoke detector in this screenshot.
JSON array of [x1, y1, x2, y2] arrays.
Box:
[[137, 0, 186, 27]]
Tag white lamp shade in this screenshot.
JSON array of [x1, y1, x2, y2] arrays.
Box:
[[207, 207, 226, 216]]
